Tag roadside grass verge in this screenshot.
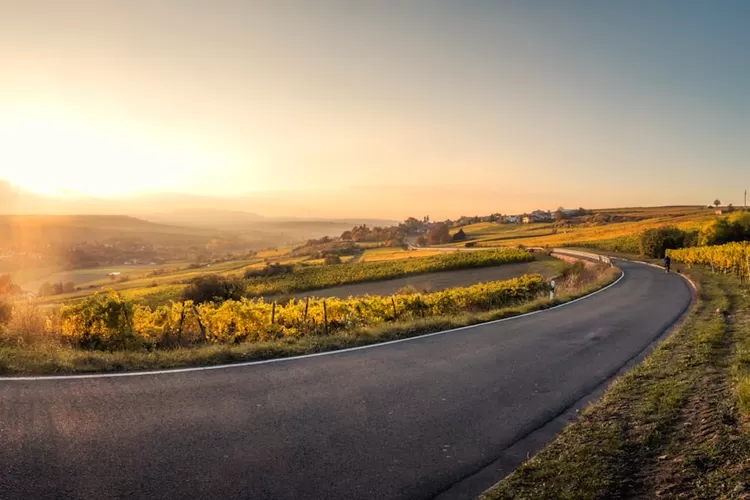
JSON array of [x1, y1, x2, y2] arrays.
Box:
[[0, 266, 619, 375], [482, 267, 750, 500]]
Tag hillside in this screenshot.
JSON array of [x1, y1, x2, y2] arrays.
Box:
[[0, 215, 221, 248]]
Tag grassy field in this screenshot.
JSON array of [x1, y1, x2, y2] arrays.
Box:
[[361, 247, 443, 262], [19, 262, 191, 291], [483, 265, 750, 499], [444, 206, 716, 252], [284, 255, 566, 300], [33, 258, 264, 306], [247, 248, 533, 297]]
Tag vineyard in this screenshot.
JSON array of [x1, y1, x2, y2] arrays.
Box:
[[245, 248, 533, 297], [59, 274, 548, 350], [668, 242, 750, 279]]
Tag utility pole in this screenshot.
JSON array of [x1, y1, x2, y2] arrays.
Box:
[[745, 189, 747, 209]]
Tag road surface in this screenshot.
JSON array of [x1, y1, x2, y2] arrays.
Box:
[[0, 261, 692, 500]]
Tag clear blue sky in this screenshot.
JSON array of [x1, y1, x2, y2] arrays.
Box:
[[1, 0, 749, 216]]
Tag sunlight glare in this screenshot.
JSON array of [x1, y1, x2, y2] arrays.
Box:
[[0, 108, 231, 197]]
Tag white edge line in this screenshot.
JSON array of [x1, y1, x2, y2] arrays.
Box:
[[0, 269, 626, 382]]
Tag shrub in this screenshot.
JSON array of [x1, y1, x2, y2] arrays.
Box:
[[427, 223, 452, 245], [60, 292, 143, 350], [183, 275, 245, 304], [0, 298, 11, 331], [244, 263, 294, 279], [639, 226, 687, 258], [561, 260, 586, 278], [5, 300, 50, 345], [324, 254, 342, 265]]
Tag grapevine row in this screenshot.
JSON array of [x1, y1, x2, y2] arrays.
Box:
[[245, 248, 533, 296], [667, 242, 750, 279], [60, 274, 548, 350]]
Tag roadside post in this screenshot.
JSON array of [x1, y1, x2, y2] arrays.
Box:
[[550, 280, 556, 300]]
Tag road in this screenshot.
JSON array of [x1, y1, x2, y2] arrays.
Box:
[[0, 261, 692, 500]]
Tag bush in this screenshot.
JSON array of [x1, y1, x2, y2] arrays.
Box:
[[698, 215, 750, 246], [60, 293, 142, 350], [244, 263, 294, 279], [5, 300, 49, 345], [324, 254, 342, 265], [427, 224, 452, 245], [639, 227, 687, 258], [561, 260, 586, 278], [0, 298, 11, 331], [183, 275, 246, 304]]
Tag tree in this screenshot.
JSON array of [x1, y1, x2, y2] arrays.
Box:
[[182, 275, 245, 304], [427, 223, 452, 245], [38, 282, 55, 297], [415, 235, 428, 246], [324, 254, 342, 265], [62, 281, 77, 294], [640, 227, 687, 258], [0, 275, 21, 296], [554, 207, 567, 222], [452, 228, 467, 242], [714, 199, 721, 208]]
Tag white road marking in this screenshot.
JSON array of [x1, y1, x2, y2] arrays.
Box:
[[0, 269, 626, 381]]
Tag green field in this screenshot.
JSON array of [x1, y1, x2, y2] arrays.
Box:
[[361, 247, 443, 262], [246, 248, 533, 297]]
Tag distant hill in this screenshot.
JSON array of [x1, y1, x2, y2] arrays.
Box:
[[0, 215, 222, 248], [142, 209, 398, 245]]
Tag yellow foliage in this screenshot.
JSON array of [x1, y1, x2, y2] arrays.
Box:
[[59, 275, 549, 350], [668, 242, 750, 278]]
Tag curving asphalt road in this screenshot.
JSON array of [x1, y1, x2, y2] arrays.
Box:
[[0, 261, 692, 500]]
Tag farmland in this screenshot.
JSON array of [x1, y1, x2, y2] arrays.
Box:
[[442, 206, 715, 253], [284, 256, 565, 300], [246, 248, 533, 297], [1, 204, 740, 379]]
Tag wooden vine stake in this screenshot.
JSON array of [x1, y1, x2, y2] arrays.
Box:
[[192, 304, 207, 342], [177, 301, 186, 344], [391, 297, 397, 320], [323, 300, 328, 335], [271, 302, 276, 325]]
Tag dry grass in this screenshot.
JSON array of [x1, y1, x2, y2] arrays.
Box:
[[483, 267, 750, 500], [0, 265, 619, 375]]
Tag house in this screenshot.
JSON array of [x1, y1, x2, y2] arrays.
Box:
[[531, 210, 553, 221], [715, 209, 724, 215], [522, 216, 535, 224], [506, 215, 519, 223]]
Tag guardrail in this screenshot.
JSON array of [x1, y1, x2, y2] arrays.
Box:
[[549, 248, 612, 266]]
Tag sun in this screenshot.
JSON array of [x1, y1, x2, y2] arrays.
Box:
[[0, 107, 217, 197]]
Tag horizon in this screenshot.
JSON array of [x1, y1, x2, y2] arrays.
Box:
[[2, 1, 750, 218], [0, 179, 730, 221]]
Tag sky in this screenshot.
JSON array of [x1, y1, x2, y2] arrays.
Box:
[[1, 0, 749, 218]]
